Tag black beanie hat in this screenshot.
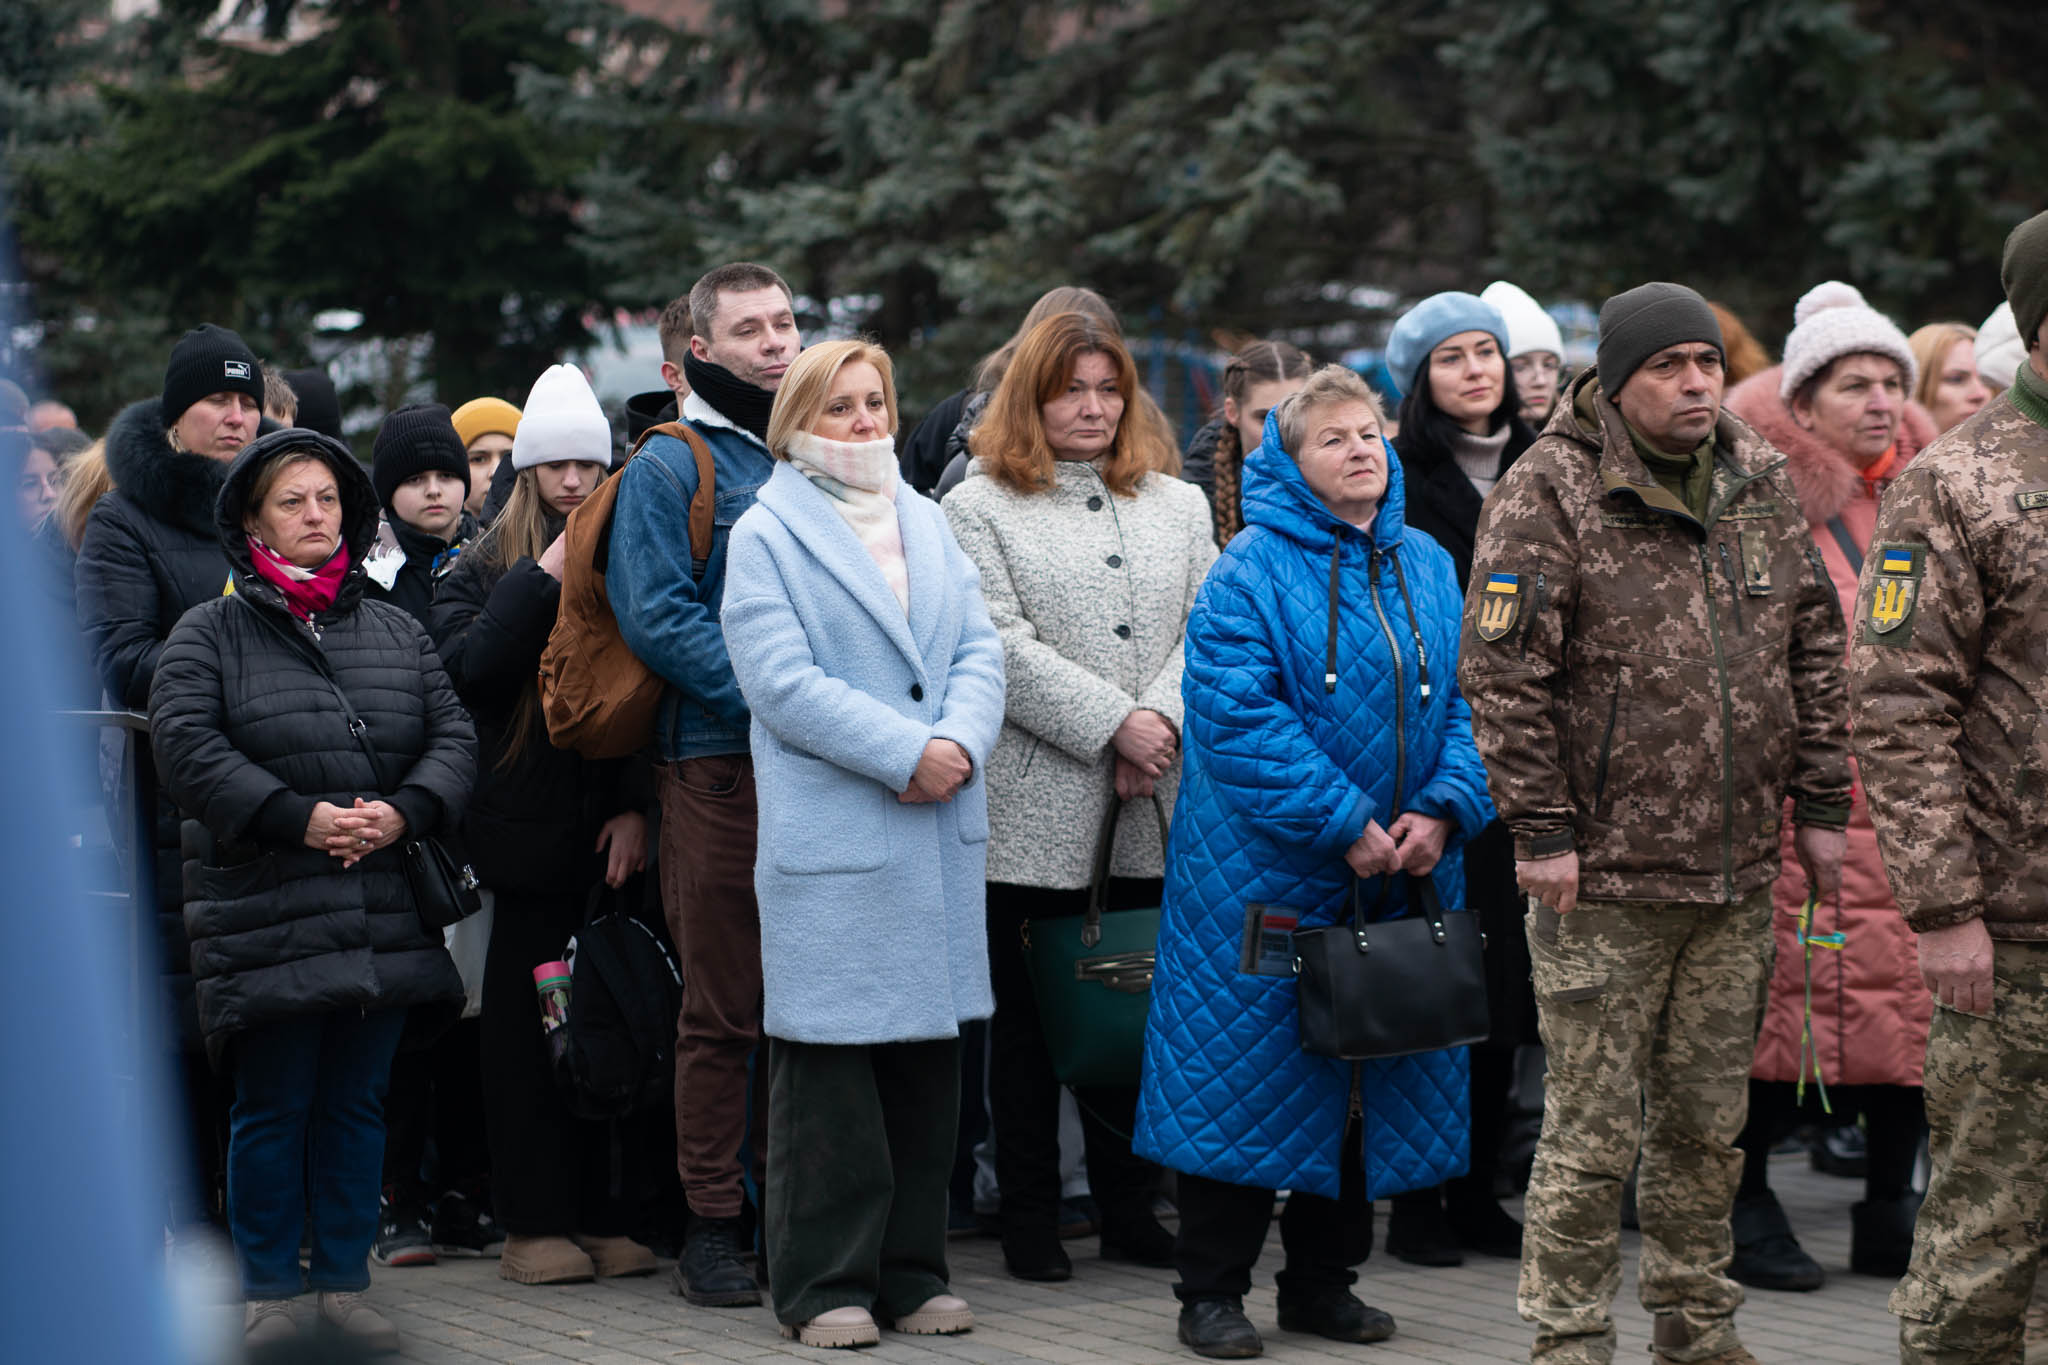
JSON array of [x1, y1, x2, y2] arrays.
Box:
[[283, 367, 342, 440], [163, 324, 263, 424], [2001, 210, 2048, 355], [1596, 283, 1725, 393], [372, 403, 471, 513]]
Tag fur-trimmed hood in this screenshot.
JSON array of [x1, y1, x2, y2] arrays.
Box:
[[1724, 364, 1938, 527], [103, 398, 234, 539]]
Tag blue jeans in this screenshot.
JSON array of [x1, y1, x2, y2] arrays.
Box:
[[228, 1008, 406, 1298]]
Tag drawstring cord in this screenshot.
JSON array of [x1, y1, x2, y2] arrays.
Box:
[[1794, 889, 1845, 1113], [1325, 540, 1342, 693], [1388, 551, 1431, 700]]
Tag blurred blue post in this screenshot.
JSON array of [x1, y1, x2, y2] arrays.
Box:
[[0, 220, 183, 1362]]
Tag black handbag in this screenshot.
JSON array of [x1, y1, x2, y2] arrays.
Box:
[[318, 667, 482, 935], [1293, 872, 1490, 1061]]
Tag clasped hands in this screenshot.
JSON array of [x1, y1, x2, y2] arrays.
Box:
[[1345, 812, 1452, 880], [306, 798, 408, 868], [1113, 708, 1177, 801], [899, 739, 973, 804]]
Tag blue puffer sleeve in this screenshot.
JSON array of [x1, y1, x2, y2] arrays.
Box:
[[1183, 562, 1369, 857]]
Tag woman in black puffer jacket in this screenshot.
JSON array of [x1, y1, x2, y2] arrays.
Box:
[[149, 428, 474, 1354], [429, 363, 656, 1288]]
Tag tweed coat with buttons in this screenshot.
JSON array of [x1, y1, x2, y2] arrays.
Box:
[[942, 458, 1218, 889], [722, 462, 1008, 1046]]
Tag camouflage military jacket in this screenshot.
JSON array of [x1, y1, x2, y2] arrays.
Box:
[[1458, 370, 1853, 905], [1851, 389, 2048, 938]]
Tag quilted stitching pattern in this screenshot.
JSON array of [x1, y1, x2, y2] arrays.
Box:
[[1135, 420, 1495, 1200]]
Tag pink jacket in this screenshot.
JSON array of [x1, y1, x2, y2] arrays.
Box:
[[1726, 367, 1937, 1088]]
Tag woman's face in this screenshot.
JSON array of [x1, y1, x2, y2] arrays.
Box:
[[1040, 350, 1125, 462], [1926, 337, 1991, 434], [1223, 377, 1305, 454], [247, 459, 342, 567], [389, 470, 466, 542], [809, 360, 891, 443], [1510, 351, 1562, 424], [1427, 330, 1506, 434], [173, 391, 261, 462], [1793, 353, 1905, 469], [17, 444, 60, 530], [1295, 399, 1389, 525], [464, 434, 512, 515], [533, 460, 604, 517]]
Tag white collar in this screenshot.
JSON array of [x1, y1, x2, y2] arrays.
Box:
[[682, 391, 768, 451]]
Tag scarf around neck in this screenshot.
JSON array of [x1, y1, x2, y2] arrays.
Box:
[[683, 353, 776, 441], [785, 431, 909, 613], [248, 534, 351, 623]]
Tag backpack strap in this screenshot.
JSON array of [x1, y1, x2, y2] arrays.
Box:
[[627, 421, 719, 567]]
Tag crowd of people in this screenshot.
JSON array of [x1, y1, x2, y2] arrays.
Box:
[[7, 211, 2048, 1365]]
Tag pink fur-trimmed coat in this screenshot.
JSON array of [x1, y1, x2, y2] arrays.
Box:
[[1726, 366, 1937, 1088]]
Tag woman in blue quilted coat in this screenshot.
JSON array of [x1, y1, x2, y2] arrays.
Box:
[[1134, 365, 1495, 1358]]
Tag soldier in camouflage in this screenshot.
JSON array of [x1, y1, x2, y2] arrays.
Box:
[[1458, 282, 1854, 1365], [1852, 210, 2048, 1365]]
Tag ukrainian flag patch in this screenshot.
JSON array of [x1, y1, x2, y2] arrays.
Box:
[[1476, 573, 1521, 641], [1863, 542, 1924, 643]]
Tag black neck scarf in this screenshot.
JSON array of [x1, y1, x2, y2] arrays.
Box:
[[683, 353, 775, 442]]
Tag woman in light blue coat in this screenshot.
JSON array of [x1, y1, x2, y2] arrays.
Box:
[[721, 339, 1006, 1351]]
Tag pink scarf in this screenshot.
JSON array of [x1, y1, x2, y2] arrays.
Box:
[[248, 535, 351, 622], [784, 432, 909, 614]]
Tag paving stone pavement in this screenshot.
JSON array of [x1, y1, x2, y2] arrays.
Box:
[[215, 1156, 1906, 1363]]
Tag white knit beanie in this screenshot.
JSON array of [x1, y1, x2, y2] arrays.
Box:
[[1480, 281, 1564, 360], [1778, 281, 1917, 401], [1975, 301, 2025, 391], [511, 364, 614, 470]]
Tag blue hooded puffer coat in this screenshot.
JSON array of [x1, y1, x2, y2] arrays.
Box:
[[1134, 409, 1495, 1200]]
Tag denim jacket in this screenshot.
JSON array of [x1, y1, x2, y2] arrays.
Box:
[[608, 394, 774, 760]]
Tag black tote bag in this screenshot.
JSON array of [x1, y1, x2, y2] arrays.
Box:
[[1293, 872, 1490, 1061]]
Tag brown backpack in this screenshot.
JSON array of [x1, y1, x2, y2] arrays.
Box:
[[538, 421, 716, 759]]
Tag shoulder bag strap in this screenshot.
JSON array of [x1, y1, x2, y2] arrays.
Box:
[[1824, 517, 1863, 577], [628, 420, 720, 572], [234, 593, 397, 792]]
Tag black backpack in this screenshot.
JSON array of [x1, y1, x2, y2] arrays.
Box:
[[552, 886, 682, 1123]]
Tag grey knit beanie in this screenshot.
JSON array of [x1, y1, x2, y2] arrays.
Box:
[[1596, 283, 1724, 393]]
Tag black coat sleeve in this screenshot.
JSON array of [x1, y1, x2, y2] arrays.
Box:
[[385, 617, 479, 842], [147, 607, 311, 845], [76, 501, 169, 709], [428, 556, 562, 719]]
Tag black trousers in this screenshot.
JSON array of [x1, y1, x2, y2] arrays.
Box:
[[1175, 1118, 1373, 1303], [478, 888, 637, 1237], [766, 1036, 958, 1325], [1737, 1079, 1925, 1203], [984, 879, 1161, 1232], [383, 1016, 490, 1203]]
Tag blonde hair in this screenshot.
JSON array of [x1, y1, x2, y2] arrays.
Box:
[[971, 312, 1170, 498], [53, 439, 113, 551], [475, 467, 556, 575], [1908, 322, 1979, 412], [765, 340, 899, 457], [1273, 365, 1386, 455]]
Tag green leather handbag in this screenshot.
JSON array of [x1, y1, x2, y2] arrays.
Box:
[[1021, 796, 1169, 1089]]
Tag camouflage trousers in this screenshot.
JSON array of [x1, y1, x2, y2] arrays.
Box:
[[1895, 940, 2048, 1364], [1518, 888, 1774, 1364]]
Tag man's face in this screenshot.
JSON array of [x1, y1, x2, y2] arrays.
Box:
[[1611, 344, 1725, 455], [690, 285, 800, 391]]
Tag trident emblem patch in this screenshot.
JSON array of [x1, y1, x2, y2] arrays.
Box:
[[1864, 544, 1923, 641], [1476, 572, 1521, 642]]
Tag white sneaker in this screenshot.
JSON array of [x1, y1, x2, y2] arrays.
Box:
[[317, 1291, 400, 1354], [243, 1298, 298, 1348], [780, 1305, 882, 1349], [891, 1293, 974, 1335]]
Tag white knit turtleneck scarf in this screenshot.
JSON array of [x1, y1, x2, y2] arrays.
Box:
[[784, 431, 909, 613]]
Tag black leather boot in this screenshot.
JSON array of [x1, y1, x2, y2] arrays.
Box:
[[1177, 1297, 1262, 1358], [1729, 1191, 1825, 1292], [1275, 1288, 1396, 1343], [673, 1216, 760, 1307], [1850, 1195, 1921, 1278]]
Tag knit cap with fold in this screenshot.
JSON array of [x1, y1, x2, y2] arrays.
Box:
[[163, 324, 264, 423], [450, 396, 522, 449], [1777, 281, 1917, 400], [1595, 282, 1723, 392], [2001, 208, 2048, 354], [371, 403, 470, 513], [513, 364, 613, 469]]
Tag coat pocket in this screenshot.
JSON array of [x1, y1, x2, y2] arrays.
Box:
[[954, 778, 991, 844], [768, 753, 890, 875]]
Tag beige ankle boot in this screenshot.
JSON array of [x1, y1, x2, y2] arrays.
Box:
[[498, 1233, 596, 1284]]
